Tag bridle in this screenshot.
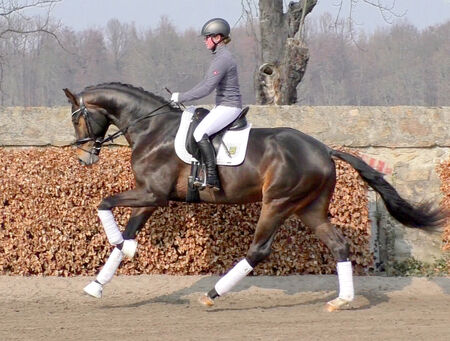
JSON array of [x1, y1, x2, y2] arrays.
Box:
[[71, 97, 104, 156], [71, 96, 175, 156]]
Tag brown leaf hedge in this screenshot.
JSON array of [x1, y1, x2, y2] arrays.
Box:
[[437, 159, 450, 253], [0, 146, 392, 277]]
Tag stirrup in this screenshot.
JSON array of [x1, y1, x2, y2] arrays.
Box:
[[193, 169, 206, 190], [194, 175, 220, 191], [204, 167, 220, 191], [193, 177, 205, 189], [206, 177, 220, 191]]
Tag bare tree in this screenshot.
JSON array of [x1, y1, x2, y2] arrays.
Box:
[[333, 0, 405, 45], [0, 0, 62, 104], [0, 1, 62, 40], [246, 0, 317, 105], [244, 0, 404, 105], [105, 19, 131, 77]]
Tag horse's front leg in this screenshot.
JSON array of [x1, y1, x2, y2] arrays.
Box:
[[84, 189, 165, 299], [98, 189, 165, 257], [84, 206, 157, 299]]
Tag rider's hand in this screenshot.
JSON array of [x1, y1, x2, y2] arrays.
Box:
[[171, 92, 179, 103]]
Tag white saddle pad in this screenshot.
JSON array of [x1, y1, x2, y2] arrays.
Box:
[[174, 108, 252, 166]]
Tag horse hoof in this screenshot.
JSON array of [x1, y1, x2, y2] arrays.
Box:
[[83, 281, 102, 299], [199, 294, 214, 307], [326, 297, 351, 312], [121, 239, 137, 258]]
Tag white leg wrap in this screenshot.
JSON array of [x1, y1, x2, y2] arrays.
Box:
[[96, 247, 124, 285], [98, 210, 124, 245], [121, 239, 138, 258], [337, 261, 354, 301], [215, 259, 253, 296]]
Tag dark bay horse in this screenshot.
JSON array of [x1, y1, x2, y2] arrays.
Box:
[[63, 83, 445, 311]]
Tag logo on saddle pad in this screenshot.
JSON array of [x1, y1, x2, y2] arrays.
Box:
[[174, 107, 252, 166]]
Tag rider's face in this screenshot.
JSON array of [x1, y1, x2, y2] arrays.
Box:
[[204, 35, 218, 50]]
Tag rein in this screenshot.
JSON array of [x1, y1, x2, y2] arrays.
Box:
[[71, 97, 174, 155]]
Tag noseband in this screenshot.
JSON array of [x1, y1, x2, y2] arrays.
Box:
[[71, 96, 175, 156]]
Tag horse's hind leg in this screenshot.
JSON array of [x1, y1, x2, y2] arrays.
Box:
[[297, 189, 354, 312], [84, 207, 156, 299], [200, 203, 289, 306]]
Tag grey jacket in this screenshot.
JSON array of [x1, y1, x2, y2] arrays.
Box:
[[178, 45, 242, 108]]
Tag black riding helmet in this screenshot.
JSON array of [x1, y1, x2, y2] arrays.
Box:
[[201, 18, 230, 38]]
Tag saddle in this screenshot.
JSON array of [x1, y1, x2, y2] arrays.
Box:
[[184, 106, 250, 202], [185, 107, 249, 161]]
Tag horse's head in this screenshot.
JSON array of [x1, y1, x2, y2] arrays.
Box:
[[63, 88, 110, 165]]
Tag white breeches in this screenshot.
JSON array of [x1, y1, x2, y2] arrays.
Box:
[[193, 105, 242, 142]]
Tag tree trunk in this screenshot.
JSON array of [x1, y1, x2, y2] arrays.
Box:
[[256, 0, 316, 105]]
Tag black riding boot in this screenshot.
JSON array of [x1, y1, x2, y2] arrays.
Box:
[[197, 134, 220, 191]]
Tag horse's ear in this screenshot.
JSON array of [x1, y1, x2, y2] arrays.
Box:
[[63, 88, 79, 106]]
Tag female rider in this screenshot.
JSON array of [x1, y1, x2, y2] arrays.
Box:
[[171, 18, 242, 191]]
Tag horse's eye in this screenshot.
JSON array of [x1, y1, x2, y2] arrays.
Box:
[[72, 113, 82, 124]]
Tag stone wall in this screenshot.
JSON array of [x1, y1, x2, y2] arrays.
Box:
[[1, 105, 449, 269]]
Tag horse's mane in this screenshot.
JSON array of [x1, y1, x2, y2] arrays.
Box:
[[83, 82, 178, 109]]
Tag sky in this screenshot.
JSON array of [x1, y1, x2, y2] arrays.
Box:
[[31, 0, 450, 33]]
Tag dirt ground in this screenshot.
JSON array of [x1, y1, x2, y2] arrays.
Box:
[[0, 275, 449, 341]]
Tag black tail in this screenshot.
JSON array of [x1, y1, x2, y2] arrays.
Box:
[[330, 149, 447, 229]]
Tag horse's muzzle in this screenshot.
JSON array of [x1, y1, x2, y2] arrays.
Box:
[[77, 149, 100, 166]]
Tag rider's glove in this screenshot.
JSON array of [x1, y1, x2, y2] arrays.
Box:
[[171, 92, 180, 103]]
